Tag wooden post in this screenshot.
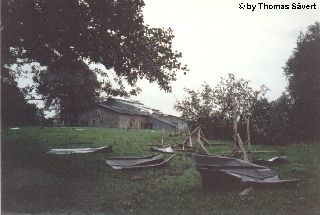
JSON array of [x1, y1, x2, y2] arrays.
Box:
[[246, 118, 252, 152], [197, 129, 210, 155], [237, 133, 249, 161], [188, 130, 193, 147], [180, 125, 200, 146], [161, 128, 164, 145], [200, 129, 210, 145]]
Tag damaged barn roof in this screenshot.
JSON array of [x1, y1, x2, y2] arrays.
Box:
[[105, 154, 176, 170], [99, 98, 156, 116], [98, 98, 178, 127], [192, 154, 299, 189]]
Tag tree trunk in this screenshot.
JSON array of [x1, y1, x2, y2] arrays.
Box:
[[246, 118, 252, 152], [232, 97, 238, 148], [237, 133, 249, 161]]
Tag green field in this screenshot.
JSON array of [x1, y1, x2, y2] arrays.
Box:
[[2, 127, 320, 214]]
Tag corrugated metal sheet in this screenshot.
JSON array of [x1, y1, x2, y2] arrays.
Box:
[[99, 98, 150, 116]]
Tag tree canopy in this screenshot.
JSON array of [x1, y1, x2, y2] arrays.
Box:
[[175, 74, 268, 123], [1, 0, 186, 124], [284, 22, 320, 140], [1, 67, 44, 127], [175, 74, 268, 141]]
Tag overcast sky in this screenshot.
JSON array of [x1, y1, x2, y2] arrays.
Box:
[[131, 0, 319, 115]]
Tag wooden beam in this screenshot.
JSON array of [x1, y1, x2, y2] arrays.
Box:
[[197, 129, 210, 155], [181, 125, 200, 146], [237, 133, 249, 161], [199, 128, 210, 145], [247, 151, 277, 154], [188, 130, 193, 147], [161, 128, 164, 145]]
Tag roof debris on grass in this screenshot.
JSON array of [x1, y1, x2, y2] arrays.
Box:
[[47, 145, 112, 155]]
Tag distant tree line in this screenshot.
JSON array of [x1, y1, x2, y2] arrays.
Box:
[[175, 22, 320, 144]]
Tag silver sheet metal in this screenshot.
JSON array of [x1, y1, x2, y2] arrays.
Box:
[[151, 146, 175, 153], [47, 145, 112, 154], [106, 154, 176, 170], [193, 154, 299, 187]]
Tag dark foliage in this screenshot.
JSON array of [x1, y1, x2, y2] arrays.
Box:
[[250, 94, 292, 144], [33, 58, 100, 125], [1, 0, 186, 124], [1, 68, 44, 127], [284, 22, 320, 141]]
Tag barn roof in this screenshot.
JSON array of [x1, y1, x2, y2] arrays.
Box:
[[98, 98, 182, 127], [98, 98, 152, 116]]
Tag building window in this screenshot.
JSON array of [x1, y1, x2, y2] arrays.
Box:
[[95, 108, 101, 116], [100, 118, 104, 125], [141, 122, 144, 129], [92, 119, 96, 126], [129, 122, 133, 128]]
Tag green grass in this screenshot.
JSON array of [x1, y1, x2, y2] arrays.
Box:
[[2, 127, 320, 214]]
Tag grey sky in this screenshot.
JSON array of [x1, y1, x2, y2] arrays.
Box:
[[132, 0, 320, 115]]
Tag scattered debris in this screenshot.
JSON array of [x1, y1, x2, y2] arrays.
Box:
[[197, 128, 210, 155], [172, 143, 196, 152], [237, 133, 248, 161], [47, 145, 112, 154], [105, 154, 175, 170], [176, 125, 210, 154], [151, 145, 174, 153], [239, 187, 254, 197], [192, 154, 299, 189], [253, 156, 288, 166], [10, 127, 20, 130]]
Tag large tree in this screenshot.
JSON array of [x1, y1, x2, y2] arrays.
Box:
[[1, 67, 44, 127], [284, 22, 320, 140], [33, 58, 101, 125], [1, 0, 186, 123]]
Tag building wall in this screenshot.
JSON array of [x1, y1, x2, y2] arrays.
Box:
[[148, 117, 175, 132], [78, 106, 150, 129], [128, 115, 149, 129], [78, 106, 119, 128], [118, 114, 130, 128], [77, 105, 181, 131], [117, 115, 149, 129], [151, 114, 187, 132]]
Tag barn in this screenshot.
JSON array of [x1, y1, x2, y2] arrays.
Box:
[[77, 98, 186, 131]]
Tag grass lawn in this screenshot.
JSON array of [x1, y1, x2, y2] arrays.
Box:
[[2, 127, 320, 214]]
